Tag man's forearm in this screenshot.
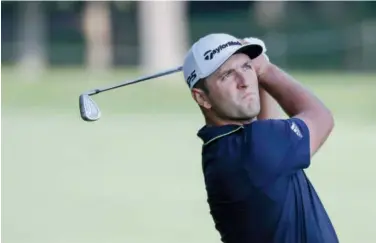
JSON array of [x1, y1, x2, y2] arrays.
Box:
[[257, 87, 282, 120], [258, 64, 329, 118]]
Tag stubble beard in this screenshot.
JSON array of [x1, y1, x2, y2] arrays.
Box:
[[214, 102, 260, 123]]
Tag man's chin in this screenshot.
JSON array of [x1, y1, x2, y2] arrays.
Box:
[[229, 115, 258, 123], [242, 110, 260, 121]]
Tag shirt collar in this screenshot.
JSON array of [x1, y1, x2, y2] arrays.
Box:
[[197, 124, 244, 146]]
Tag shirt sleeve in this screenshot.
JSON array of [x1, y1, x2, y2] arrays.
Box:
[[244, 118, 311, 185]]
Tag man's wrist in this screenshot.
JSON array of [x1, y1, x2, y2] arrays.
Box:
[[258, 62, 275, 81]]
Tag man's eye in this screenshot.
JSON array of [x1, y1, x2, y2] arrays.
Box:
[[222, 71, 232, 80], [243, 63, 252, 70]]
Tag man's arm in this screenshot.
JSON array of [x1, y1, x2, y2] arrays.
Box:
[[258, 64, 334, 157], [250, 52, 282, 120], [258, 87, 282, 120]]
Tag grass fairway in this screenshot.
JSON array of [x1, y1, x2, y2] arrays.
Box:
[[2, 67, 376, 243]]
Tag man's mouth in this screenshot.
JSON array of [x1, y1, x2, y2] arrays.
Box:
[[243, 93, 253, 100]]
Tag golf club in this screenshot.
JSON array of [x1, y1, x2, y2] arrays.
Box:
[[79, 66, 183, 122]]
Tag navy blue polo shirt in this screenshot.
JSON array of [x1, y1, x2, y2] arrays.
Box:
[[197, 118, 338, 243]]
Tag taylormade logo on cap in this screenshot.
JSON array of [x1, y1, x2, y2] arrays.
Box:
[[203, 41, 242, 61], [182, 33, 263, 89]]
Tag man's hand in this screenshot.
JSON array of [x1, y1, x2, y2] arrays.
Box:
[[251, 54, 270, 78], [242, 37, 270, 77]]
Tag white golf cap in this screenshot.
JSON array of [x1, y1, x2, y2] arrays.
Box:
[[183, 33, 264, 89]]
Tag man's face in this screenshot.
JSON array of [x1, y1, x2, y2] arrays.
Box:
[[193, 53, 261, 122]]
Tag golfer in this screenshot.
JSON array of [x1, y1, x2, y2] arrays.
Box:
[[182, 33, 338, 243]]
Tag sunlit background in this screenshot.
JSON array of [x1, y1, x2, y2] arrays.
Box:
[[2, 1, 376, 243]]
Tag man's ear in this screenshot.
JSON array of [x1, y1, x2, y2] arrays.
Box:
[[191, 88, 212, 109]]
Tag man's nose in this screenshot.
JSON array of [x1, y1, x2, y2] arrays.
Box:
[[236, 71, 249, 89]]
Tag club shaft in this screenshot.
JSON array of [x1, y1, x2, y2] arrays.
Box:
[[86, 66, 183, 96]]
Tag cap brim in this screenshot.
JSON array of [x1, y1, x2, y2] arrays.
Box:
[[233, 43, 263, 60]]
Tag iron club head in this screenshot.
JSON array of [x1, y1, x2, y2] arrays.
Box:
[[79, 94, 101, 122]]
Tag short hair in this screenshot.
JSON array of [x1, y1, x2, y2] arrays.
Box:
[[192, 78, 209, 94]]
